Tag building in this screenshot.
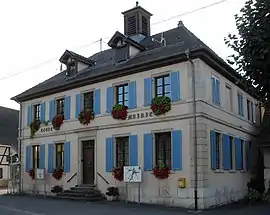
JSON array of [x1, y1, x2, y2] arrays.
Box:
[[0, 106, 19, 187], [11, 3, 260, 209]]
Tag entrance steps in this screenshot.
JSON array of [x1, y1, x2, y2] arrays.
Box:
[[55, 184, 106, 202]]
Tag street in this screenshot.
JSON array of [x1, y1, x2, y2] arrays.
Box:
[[0, 190, 269, 215]]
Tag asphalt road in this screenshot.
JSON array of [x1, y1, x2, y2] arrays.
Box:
[[0, 190, 269, 215]]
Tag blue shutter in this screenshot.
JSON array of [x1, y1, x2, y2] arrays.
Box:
[[211, 77, 216, 104], [210, 130, 217, 170], [47, 143, 54, 173], [64, 96, 71, 120], [129, 135, 138, 166], [105, 137, 113, 172], [170, 71, 180, 102], [39, 144, 45, 169], [128, 81, 137, 109], [75, 93, 81, 118], [246, 141, 250, 170], [235, 138, 243, 170], [27, 105, 32, 126], [49, 100, 55, 121], [40, 103, 45, 123], [106, 87, 113, 113], [64, 142, 71, 173], [25, 145, 31, 172], [94, 89, 101, 115], [171, 130, 182, 171], [216, 79, 220, 105], [143, 133, 153, 170], [144, 77, 152, 106], [222, 134, 231, 170]]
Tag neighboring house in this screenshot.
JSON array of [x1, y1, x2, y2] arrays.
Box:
[[11, 4, 260, 209], [0, 106, 19, 187]]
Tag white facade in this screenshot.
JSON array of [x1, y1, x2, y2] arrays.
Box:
[[19, 59, 259, 209]]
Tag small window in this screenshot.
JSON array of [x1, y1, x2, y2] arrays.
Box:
[[83, 91, 94, 110], [32, 145, 40, 169], [0, 168, 3, 179], [247, 99, 254, 122], [237, 93, 244, 116], [229, 136, 235, 169], [56, 98, 65, 115], [55, 143, 64, 169], [225, 85, 232, 111], [211, 76, 220, 106], [215, 132, 222, 169], [116, 84, 129, 107], [154, 75, 171, 97], [115, 137, 129, 167], [33, 104, 41, 121], [155, 132, 171, 169]]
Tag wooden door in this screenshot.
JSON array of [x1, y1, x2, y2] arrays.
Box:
[[82, 140, 95, 184]]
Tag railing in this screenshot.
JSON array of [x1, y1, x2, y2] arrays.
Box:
[[67, 172, 77, 183], [97, 172, 109, 185]]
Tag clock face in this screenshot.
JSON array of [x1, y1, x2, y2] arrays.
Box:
[[123, 166, 142, 183]]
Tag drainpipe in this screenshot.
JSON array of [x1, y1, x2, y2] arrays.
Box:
[[18, 102, 22, 193], [185, 49, 198, 211]]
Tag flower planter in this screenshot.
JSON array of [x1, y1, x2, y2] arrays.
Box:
[[112, 166, 124, 181], [30, 120, 41, 138], [52, 114, 64, 130], [152, 164, 170, 180], [28, 168, 35, 180], [78, 109, 94, 125], [52, 168, 64, 180], [106, 187, 119, 201], [106, 195, 118, 201], [111, 104, 128, 120], [151, 96, 171, 116]]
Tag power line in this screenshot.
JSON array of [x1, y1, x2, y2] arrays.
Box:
[[0, 0, 230, 82]]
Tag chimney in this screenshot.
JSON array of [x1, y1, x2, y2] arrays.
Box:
[[122, 2, 153, 37], [178, 21, 184, 27]]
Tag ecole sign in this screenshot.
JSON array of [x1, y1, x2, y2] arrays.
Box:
[[40, 127, 54, 133]]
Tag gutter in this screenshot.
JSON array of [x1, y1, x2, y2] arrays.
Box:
[[18, 103, 22, 193], [185, 49, 198, 211]]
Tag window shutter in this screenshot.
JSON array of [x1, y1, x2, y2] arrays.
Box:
[[211, 77, 216, 104], [27, 105, 32, 126], [222, 134, 230, 170], [40, 102, 46, 123], [210, 130, 217, 170], [105, 137, 113, 172], [143, 133, 153, 170], [171, 130, 182, 171], [246, 140, 250, 170], [170, 71, 180, 102], [25, 145, 31, 172], [234, 138, 242, 170], [64, 96, 71, 120], [129, 135, 138, 166], [143, 77, 152, 106], [64, 142, 71, 173], [47, 143, 54, 173], [39, 144, 45, 169], [75, 93, 82, 118], [49, 100, 55, 121], [128, 81, 137, 109], [93, 89, 101, 115], [106, 87, 114, 113], [216, 79, 220, 105]]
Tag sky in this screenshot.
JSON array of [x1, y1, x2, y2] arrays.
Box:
[[0, 0, 246, 110]]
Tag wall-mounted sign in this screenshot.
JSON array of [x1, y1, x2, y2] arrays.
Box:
[[36, 168, 45, 180], [127, 111, 153, 120], [40, 127, 54, 133]]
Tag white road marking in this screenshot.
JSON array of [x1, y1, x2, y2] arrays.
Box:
[[0, 204, 45, 215]]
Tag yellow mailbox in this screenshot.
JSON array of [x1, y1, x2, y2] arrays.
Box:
[[177, 177, 187, 188]]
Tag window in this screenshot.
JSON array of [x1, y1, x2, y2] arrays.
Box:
[[247, 99, 254, 122], [215, 132, 222, 169], [56, 98, 65, 115], [32, 145, 40, 169], [0, 168, 2, 179], [33, 104, 41, 121], [83, 91, 94, 110], [237, 93, 244, 116], [225, 85, 232, 111], [116, 84, 129, 106], [211, 76, 220, 106], [229, 136, 235, 169], [115, 137, 129, 167], [155, 132, 171, 169], [55, 143, 64, 169], [154, 75, 171, 97]]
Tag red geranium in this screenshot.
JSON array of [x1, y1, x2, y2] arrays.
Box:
[[52, 114, 64, 130], [111, 104, 128, 120], [151, 96, 171, 116], [28, 168, 35, 180], [112, 166, 124, 181], [78, 109, 95, 125], [152, 163, 170, 179], [52, 168, 64, 180]]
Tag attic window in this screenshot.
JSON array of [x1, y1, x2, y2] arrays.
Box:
[[142, 16, 148, 36], [127, 16, 136, 36]]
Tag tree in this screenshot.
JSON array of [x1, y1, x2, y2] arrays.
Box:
[[225, 0, 270, 103]]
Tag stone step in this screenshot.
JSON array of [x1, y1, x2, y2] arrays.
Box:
[[64, 189, 101, 194], [58, 191, 102, 198], [53, 195, 106, 202], [70, 186, 96, 192]]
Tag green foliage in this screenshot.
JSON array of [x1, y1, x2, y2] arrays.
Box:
[[225, 0, 270, 103], [151, 96, 171, 116]]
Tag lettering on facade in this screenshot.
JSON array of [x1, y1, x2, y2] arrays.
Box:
[[40, 127, 54, 133], [127, 111, 153, 120]]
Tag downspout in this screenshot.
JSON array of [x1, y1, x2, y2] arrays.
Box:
[[185, 49, 198, 211], [18, 102, 22, 193]]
